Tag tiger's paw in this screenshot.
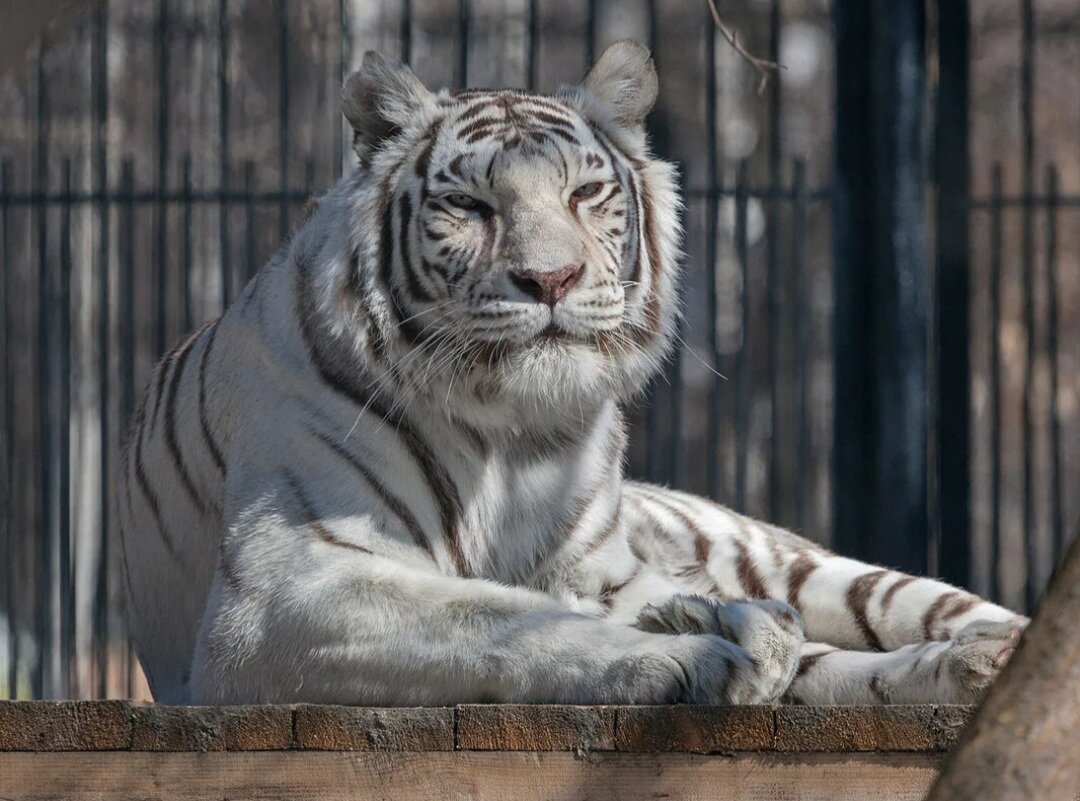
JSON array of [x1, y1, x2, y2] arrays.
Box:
[[942, 618, 1025, 701], [637, 595, 805, 703]]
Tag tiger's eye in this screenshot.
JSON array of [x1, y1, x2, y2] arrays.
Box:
[[445, 193, 484, 211], [571, 182, 604, 201]]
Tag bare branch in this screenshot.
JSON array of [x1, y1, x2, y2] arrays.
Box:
[[706, 0, 787, 95]]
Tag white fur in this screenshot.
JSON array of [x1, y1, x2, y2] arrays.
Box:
[[119, 42, 1024, 706]]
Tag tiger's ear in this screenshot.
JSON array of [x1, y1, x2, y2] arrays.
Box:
[[582, 40, 658, 130], [342, 51, 435, 165]]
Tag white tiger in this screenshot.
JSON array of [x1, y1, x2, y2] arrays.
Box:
[[119, 41, 1025, 706]]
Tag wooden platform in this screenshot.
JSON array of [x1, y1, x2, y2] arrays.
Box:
[[0, 701, 972, 800]]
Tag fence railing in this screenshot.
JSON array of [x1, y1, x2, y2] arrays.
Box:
[[0, 0, 1077, 700]]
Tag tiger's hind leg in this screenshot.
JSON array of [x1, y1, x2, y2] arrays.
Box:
[[637, 595, 1023, 704], [785, 620, 1024, 705]]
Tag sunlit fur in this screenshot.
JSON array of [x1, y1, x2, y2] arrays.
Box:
[[119, 41, 1023, 707]]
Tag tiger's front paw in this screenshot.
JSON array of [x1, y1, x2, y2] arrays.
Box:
[[638, 595, 805, 704]]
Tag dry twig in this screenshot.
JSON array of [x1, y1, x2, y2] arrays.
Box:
[[706, 0, 787, 94]]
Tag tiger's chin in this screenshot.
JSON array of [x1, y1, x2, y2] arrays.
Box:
[[475, 335, 642, 414]]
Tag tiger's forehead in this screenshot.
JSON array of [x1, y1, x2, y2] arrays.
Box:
[[437, 90, 593, 152], [424, 91, 609, 188]]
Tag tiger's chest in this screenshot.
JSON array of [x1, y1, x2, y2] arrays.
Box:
[[457, 448, 601, 586]]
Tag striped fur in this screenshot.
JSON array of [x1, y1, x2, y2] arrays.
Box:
[[119, 41, 1024, 706]]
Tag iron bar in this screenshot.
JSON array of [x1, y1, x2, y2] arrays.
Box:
[[734, 160, 750, 513], [181, 154, 193, 333], [58, 159, 74, 699], [765, 0, 782, 520], [934, 0, 971, 588], [1045, 165, 1063, 565], [91, 0, 110, 701], [278, 0, 291, 240], [155, 0, 171, 358], [704, 3, 722, 501], [989, 163, 1003, 602], [1, 157, 15, 699], [792, 160, 809, 531], [1020, 0, 1037, 612], [218, 0, 232, 310], [34, 43, 52, 700]]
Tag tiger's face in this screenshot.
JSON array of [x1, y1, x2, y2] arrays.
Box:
[[416, 104, 630, 348], [342, 41, 680, 414]]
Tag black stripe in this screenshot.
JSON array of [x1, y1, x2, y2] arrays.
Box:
[[198, 318, 226, 473], [283, 468, 374, 555], [590, 128, 641, 284], [163, 324, 214, 516], [525, 108, 576, 130], [133, 403, 178, 558], [149, 351, 176, 432], [544, 127, 581, 147], [399, 192, 434, 303], [309, 426, 436, 560], [295, 260, 469, 577]]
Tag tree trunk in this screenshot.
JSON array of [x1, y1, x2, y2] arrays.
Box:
[[925, 526, 1080, 800]]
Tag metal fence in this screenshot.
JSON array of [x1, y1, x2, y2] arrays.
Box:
[[0, 0, 1077, 700]]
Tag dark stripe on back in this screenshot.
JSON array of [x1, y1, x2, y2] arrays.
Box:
[[309, 426, 435, 560], [163, 323, 215, 516], [132, 403, 178, 558], [880, 574, 917, 613], [786, 550, 819, 610], [295, 259, 469, 576], [734, 538, 769, 599], [283, 468, 373, 555], [197, 319, 227, 474], [847, 570, 889, 650]]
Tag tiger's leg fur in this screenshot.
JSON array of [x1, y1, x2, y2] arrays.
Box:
[[620, 483, 1026, 704]]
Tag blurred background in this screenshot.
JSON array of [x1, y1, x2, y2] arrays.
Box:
[[0, 0, 1076, 700]]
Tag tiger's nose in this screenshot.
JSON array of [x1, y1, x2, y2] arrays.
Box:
[[509, 263, 585, 308]]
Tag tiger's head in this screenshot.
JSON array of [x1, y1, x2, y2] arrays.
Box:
[[335, 40, 681, 423]]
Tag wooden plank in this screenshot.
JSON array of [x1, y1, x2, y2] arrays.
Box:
[[0, 751, 943, 801]]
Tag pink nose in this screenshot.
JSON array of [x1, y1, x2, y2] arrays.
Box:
[[509, 263, 585, 308]]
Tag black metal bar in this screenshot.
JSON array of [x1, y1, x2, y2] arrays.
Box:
[[1045, 164, 1063, 565], [1, 157, 15, 699], [832, 0, 929, 573], [1, 190, 320, 205], [934, 0, 971, 588], [58, 159, 74, 699], [585, 0, 597, 65], [988, 163, 1003, 602], [704, 3, 721, 502], [765, 0, 782, 520], [1020, 0, 1037, 612], [456, 0, 469, 88], [119, 158, 136, 700], [337, 0, 348, 176], [968, 194, 1080, 208], [277, 0, 290, 240], [181, 153, 193, 332], [91, 0, 109, 700], [526, 0, 537, 90], [792, 159, 809, 531], [219, 0, 232, 310], [6, 187, 1079, 208], [734, 160, 749, 513], [400, 0, 412, 64], [245, 161, 256, 282], [155, 0, 171, 358], [118, 160, 136, 451], [304, 158, 315, 200], [34, 43, 52, 700]]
